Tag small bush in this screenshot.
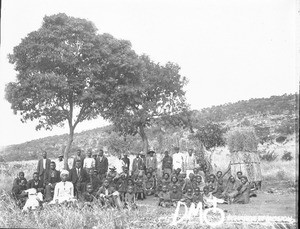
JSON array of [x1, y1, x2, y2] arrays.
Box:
[[260, 151, 278, 162], [275, 120, 295, 135], [276, 135, 287, 143], [276, 170, 288, 180], [281, 151, 293, 161]]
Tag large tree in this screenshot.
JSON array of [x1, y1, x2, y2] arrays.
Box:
[[5, 13, 140, 168], [101, 55, 188, 153]]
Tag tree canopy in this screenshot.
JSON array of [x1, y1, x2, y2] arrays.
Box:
[[100, 55, 188, 153], [5, 13, 141, 167]]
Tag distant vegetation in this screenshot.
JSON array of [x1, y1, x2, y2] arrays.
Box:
[[0, 93, 298, 162]]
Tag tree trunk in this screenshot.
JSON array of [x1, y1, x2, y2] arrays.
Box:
[[64, 126, 74, 169], [138, 125, 149, 154]]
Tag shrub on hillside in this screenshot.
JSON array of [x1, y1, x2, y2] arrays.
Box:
[[226, 127, 258, 153], [281, 151, 293, 161], [254, 125, 271, 144], [276, 135, 287, 143], [259, 151, 278, 162], [275, 120, 295, 135]]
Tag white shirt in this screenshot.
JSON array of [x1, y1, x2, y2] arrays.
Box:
[[115, 159, 125, 174], [53, 181, 74, 203], [184, 154, 196, 170], [56, 160, 64, 172], [43, 159, 46, 169], [83, 157, 95, 169], [173, 153, 184, 170]]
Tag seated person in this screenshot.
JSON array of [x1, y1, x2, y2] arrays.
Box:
[[171, 168, 181, 178], [207, 174, 218, 193], [13, 171, 27, 188], [170, 185, 182, 207], [69, 160, 89, 199], [12, 178, 27, 209], [22, 188, 43, 212], [158, 184, 171, 207], [213, 178, 225, 199], [222, 175, 241, 199], [123, 185, 137, 210], [87, 169, 102, 193], [233, 176, 250, 204], [97, 178, 121, 208], [27, 172, 44, 194], [44, 161, 61, 202], [216, 171, 223, 183], [182, 173, 195, 194], [194, 174, 205, 192], [144, 171, 155, 196], [202, 186, 225, 208], [156, 173, 170, 194], [80, 183, 97, 207], [180, 187, 193, 207], [192, 187, 203, 207], [135, 174, 145, 200], [116, 173, 128, 201], [177, 173, 186, 193], [169, 175, 179, 190], [50, 170, 76, 204]]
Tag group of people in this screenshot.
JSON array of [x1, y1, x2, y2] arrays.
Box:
[[11, 147, 257, 211]]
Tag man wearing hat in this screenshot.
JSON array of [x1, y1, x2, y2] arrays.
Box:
[[146, 150, 157, 174]]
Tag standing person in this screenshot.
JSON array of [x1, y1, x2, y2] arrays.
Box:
[[172, 147, 184, 172], [162, 151, 173, 178], [115, 155, 125, 174], [122, 154, 130, 172], [37, 151, 51, 185], [183, 148, 196, 177], [56, 155, 66, 172], [44, 161, 61, 201], [72, 149, 85, 169], [132, 153, 144, 179], [69, 160, 89, 199], [146, 151, 157, 174], [95, 149, 108, 182], [83, 149, 96, 172]]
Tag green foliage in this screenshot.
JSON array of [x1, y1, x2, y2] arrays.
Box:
[[190, 122, 226, 150], [226, 127, 258, 153], [281, 151, 293, 161]]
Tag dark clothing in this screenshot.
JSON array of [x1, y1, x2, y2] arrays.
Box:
[[95, 156, 108, 175], [72, 155, 85, 169], [12, 184, 27, 208], [69, 167, 89, 197], [122, 157, 130, 171], [87, 175, 102, 192], [162, 156, 173, 170], [80, 192, 97, 203], [37, 158, 51, 184], [13, 177, 27, 188], [27, 179, 44, 192], [45, 169, 61, 185]]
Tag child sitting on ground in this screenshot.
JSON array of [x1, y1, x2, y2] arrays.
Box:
[[158, 184, 171, 207], [182, 173, 195, 194], [192, 187, 203, 208], [170, 184, 182, 207], [135, 174, 145, 200], [124, 185, 137, 210], [80, 183, 97, 207], [181, 187, 194, 207], [202, 185, 225, 208], [145, 171, 155, 196]]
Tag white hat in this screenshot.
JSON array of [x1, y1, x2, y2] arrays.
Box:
[[60, 170, 69, 177]]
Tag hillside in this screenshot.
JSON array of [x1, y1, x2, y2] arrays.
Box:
[[0, 93, 298, 162]]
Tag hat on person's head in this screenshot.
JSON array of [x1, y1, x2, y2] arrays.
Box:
[[148, 150, 155, 155], [60, 170, 69, 177], [109, 166, 116, 170], [58, 154, 63, 158]]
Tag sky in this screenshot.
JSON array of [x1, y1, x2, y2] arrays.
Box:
[[0, 0, 298, 147]]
